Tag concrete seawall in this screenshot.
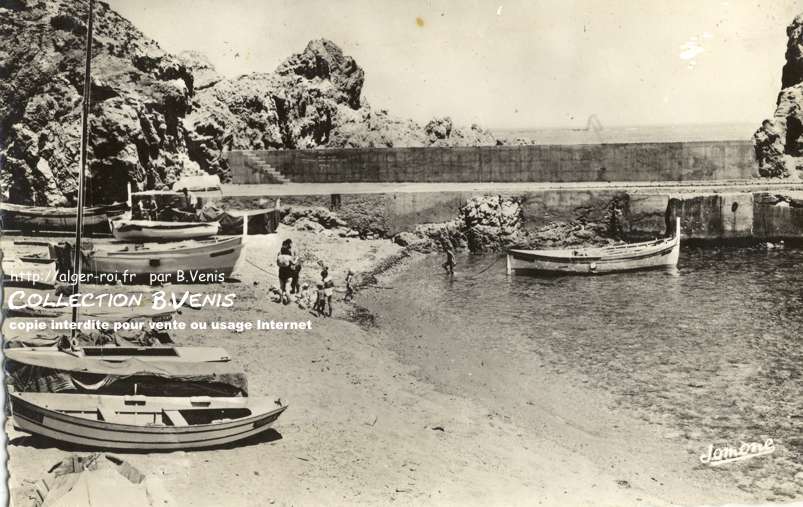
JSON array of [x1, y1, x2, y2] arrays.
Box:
[[224, 188, 803, 243], [227, 140, 756, 184]]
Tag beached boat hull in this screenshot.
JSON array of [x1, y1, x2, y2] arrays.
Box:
[[0, 202, 127, 231], [507, 218, 681, 275], [1, 258, 57, 288], [50, 237, 245, 283], [110, 219, 220, 241], [4, 301, 173, 320], [5, 346, 231, 363], [11, 392, 286, 450]]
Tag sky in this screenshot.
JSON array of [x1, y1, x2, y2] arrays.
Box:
[[106, 0, 800, 130]]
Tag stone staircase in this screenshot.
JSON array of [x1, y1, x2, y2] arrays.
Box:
[[241, 152, 291, 184]]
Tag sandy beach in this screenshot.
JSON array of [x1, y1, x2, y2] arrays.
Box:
[[4, 228, 775, 506]]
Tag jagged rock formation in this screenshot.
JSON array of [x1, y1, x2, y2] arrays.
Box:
[[0, 0, 201, 205], [0, 0, 507, 205], [754, 13, 803, 179]]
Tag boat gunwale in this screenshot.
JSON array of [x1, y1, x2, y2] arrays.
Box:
[[0, 202, 128, 218], [12, 393, 286, 434], [509, 237, 677, 263], [93, 236, 242, 258], [110, 220, 221, 231]]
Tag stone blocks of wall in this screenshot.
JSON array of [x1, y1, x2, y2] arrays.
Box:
[[228, 140, 756, 184]]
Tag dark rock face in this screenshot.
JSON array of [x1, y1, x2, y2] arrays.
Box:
[[1, 1, 509, 205], [275, 39, 364, 109], [0, 0, 201, 205], [782, 14, 803, 88], [755, 13, 803, 179]]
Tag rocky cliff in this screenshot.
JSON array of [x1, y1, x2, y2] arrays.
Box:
[[0, 0, 504, 205], [754, 13, 803, 179]]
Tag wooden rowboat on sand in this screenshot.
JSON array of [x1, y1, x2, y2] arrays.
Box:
[[4, 346, 231, 363], [49, 236, 246, 283], [5, 349, 246, 396], [10, 392, 287, 450], [506, 217, 681, 276], [1, 257, 57, 288], [4, 301, 174, 321], [0, 202, 128, 232], [109, 219, 220, 241]]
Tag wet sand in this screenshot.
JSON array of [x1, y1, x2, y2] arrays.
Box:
[[1, 230, 779, 505]]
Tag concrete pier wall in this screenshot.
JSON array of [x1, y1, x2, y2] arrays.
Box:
[[225, 189, 803, 242], [228, 140, 756, 184]]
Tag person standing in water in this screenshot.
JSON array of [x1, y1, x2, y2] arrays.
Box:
[[344, 269, 355, 302], [321, 266, 334, 317], [442, 243, 456, 275]]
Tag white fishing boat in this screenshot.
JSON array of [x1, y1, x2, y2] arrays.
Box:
[[49, 236, 246, 283], [10, 392, 287, 450], [0, 202, 127, 231], [172, 174, 222, 199], [4, 346, 231, 364], [507, 218, 681, 275], [109, 219, 220, 241]]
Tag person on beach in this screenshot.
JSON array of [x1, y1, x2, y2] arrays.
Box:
[[313, 282, 326, 315], [344, 269, 354, 302], [322, 266, 334, 317], [279, 239, 302, 295], [276, 242, 295, 304], [135, 200, 148, 220], [297, 282, 312, 308], [442, 244, 456, 275], [291, 257, 303, 294]]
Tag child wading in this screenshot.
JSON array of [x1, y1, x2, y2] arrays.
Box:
[[313, 282, 326, 315], [443, 245, 456, 275], [321, 267, 335, 317], [344, 269, 354, 302]]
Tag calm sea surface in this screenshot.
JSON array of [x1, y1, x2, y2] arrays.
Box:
[[494, 122, 757, 144], [366, 247, 802, 498]]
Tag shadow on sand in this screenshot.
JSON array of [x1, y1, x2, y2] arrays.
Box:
[[9, 429, 283, 454]]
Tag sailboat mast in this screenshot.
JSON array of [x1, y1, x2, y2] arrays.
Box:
[[71, 0, 95, 341]]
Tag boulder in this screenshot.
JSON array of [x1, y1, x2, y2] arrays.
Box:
[[294, 217, 324, 233], [393, 231, 421, 247]]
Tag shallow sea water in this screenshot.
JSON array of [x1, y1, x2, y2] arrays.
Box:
[[373, 246, 803, 499]]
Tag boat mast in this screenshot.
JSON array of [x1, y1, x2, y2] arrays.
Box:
[[71, 0, 95, 342]]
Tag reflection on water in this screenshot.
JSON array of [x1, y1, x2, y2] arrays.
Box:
[[381, 247, 803, 498]]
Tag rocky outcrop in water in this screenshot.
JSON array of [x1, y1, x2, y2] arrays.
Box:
[[0, 0, 508, 205], [754, 13, 803, 179], [395, 195, 624, 254]]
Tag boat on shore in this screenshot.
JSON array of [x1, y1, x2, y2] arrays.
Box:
[[1, 323, 174, 349], [10, 392, 287, 450], [1, 257, 57, 288], [0, 202, 128, 232], [49, 236, 246, 283], [4, 346, 231, 363], [109, 219, 220, 241], [506, 217, 681, 275], [5, 350, 245, 396], [4, 299, 174, 320]]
